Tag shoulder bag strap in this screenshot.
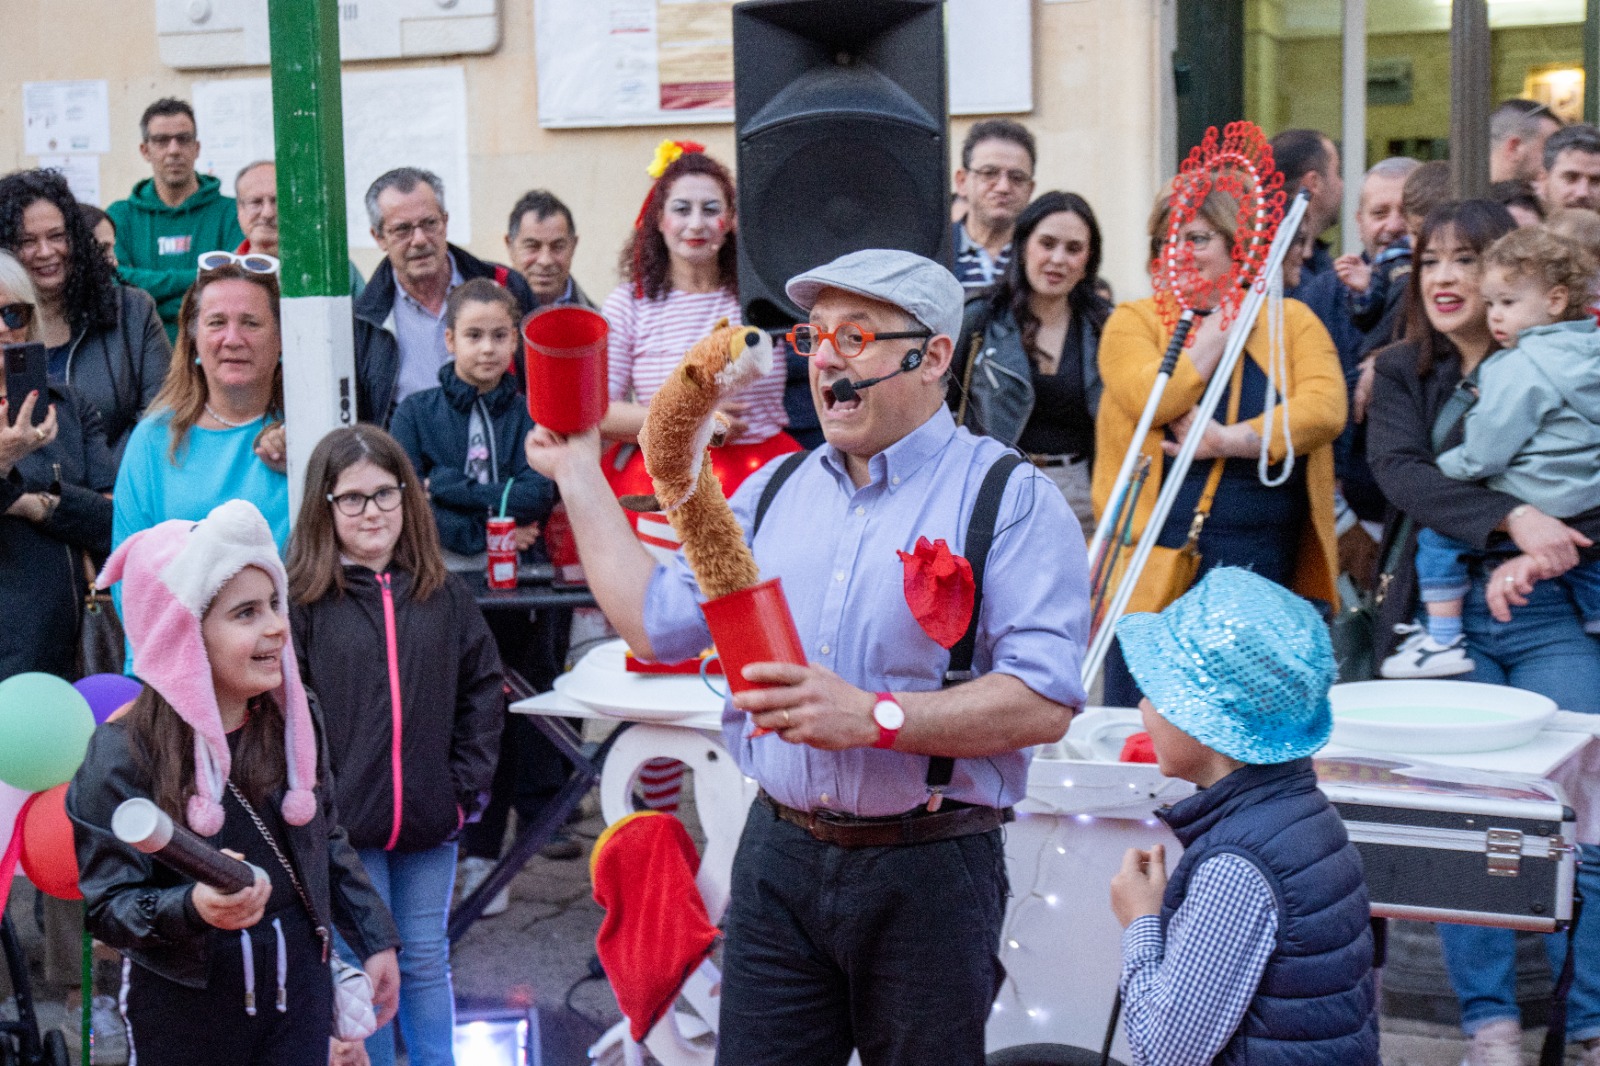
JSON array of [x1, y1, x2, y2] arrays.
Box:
[[1183, 355, 1246, 547], [750, 449, 811, 539], [227, 780, 331, 961], [926, 452, 1024, 806]]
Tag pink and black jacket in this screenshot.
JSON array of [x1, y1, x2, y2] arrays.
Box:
[[291, 566, 504, 853]]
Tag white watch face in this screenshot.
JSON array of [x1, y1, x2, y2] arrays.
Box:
[[873, 699, 905, 731]]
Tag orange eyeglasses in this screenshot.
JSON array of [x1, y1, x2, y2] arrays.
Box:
[[785, 322, 931, 358]]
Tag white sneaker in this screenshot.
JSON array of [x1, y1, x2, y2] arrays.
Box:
[[1380, 623, 1474, 679], [1463, 1018, 1524, 1066], [458, 856, 510, 917]]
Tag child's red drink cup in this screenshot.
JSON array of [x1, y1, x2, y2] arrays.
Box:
[[523, 306, 608, 434], [486, 516, 517, 589], [702, 579, 805, 736], [544, 503, 584, 587]]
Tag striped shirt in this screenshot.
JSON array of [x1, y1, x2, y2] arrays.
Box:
[[1120, 853, 1279, 1066], [952, 220, 1012, 292], [600, 285, 789, 444]]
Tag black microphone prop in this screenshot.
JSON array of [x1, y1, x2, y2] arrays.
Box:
[[112, 797, 259, 894], [829, 348, 925, 404]]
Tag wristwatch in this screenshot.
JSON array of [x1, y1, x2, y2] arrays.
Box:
[[871, 692, 904, 750]]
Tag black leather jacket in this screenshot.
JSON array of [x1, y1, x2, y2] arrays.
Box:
[[66, 702, 400, 988]]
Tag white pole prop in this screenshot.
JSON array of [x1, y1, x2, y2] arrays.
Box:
[[281, 295, 356, 521], [1081, 190, 1312, 689]]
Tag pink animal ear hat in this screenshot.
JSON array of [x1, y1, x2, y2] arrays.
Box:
[[97, 499, 317, 836]]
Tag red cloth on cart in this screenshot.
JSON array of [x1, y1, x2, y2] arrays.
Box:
[[1120, 732, 1158, 763], [590, 812, 719, 1042], [602, 433, 801, 536]]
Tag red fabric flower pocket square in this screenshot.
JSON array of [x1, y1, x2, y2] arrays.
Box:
[[897, 537, 975, 649]]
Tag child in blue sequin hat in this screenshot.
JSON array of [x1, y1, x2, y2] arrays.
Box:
[[1108, 567, 1380, 1066]]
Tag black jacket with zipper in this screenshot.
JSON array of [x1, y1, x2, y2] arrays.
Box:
[[352, 244, 536, 427], [291, 566, 503, 852], [389, 364, 555, 557], [66, 698, 402, 989], [0, 382, 116, 680], [59, 284, 170, 462]]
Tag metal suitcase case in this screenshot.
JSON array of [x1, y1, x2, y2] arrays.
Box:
[[1316, 756, 1578, 932]]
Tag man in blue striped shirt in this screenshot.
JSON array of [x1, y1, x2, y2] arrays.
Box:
[[527, 249, 1088, 1065]]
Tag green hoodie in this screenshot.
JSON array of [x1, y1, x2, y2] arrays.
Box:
[[107, 173, 245, 341]]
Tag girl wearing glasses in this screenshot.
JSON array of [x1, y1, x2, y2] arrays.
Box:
[[286, 425, 503, 1066], [0, 168, 172, 460], [0, 249, 117, 681]]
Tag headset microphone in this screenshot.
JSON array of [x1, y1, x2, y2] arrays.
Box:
[[829, 347, 924, 404]]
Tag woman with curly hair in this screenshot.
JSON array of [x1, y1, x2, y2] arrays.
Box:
[[0, 168, 170, 459], [599, 142, 796, 510]]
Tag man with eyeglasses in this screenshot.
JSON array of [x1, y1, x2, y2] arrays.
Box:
[[1490, 99, 1564, 184], [231, 161, 365, 299], [352, 166, 536, 426], [952, 119, 1037, 292], [106, 98, 245, 343], [526, 249, 1086, 1065]]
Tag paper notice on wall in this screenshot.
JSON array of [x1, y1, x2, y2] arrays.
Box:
[[537, 0, 735, 128], [37, 155, 101, 205], [947, 0, 1031, 115], [193, 78, 277, 194], [192, 66, 473, 251], [656, 1, 734, 112], [23, 81, 111, 155]]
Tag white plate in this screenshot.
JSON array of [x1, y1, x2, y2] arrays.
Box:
[[555, 640, 726, 721], [1329, 680, 1556, 754], [1063, 706, 1146, 763]]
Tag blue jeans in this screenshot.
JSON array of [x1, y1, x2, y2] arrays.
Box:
[[1437, 573, 1600, 1041], [1417, 529, 1600, 627], [337, 843, 458, 1066]]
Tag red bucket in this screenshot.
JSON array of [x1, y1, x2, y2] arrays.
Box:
[[523, 306, 609, 434], [700, 578, 805, 695]]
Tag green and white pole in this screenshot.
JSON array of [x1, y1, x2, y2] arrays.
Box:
[[268, 0, 355, 522]]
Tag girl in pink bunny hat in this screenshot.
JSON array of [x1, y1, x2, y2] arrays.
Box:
[[66, 498, 401, 1065]]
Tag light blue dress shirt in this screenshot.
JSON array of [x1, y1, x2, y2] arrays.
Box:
[[391, 254, 465, 405], [642, 406, 1089, 816]]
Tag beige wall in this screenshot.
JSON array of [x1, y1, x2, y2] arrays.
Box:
[[0, 0, 1170, 303]]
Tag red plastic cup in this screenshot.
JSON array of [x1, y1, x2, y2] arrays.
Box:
[[543, 503, 584, 587], [700, 578, 806, 700], [486, 516, 517, 589], [523, 306, 609, 434]]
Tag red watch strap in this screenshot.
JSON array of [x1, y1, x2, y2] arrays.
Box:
[[872, 692, 900, 749]]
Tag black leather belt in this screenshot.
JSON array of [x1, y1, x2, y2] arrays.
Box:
[[762, 792, 1012, 848]]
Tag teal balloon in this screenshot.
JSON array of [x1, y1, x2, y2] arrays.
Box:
[[0, 672, 95, 792]]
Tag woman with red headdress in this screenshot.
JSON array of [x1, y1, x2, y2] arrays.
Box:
[[599, 141, 797, 558]]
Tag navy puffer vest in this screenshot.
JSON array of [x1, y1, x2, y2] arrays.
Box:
[[1159, 758, 1380, 1066]]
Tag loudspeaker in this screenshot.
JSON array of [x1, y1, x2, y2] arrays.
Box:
[[734, 0, 950, 329]]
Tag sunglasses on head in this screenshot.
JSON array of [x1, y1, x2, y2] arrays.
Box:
[[0, 303, 34, 331], [197, 250, 281, 275]]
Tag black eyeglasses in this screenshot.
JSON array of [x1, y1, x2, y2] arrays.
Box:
[[327, 484, 405, 516], [0, 303, 34, 331]]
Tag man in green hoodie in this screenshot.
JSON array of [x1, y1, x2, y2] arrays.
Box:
[[107, 98, 244, 342]]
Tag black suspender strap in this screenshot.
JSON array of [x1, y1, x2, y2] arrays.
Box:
[[743, 445, 1024, 813], [750, 450, 812, 540], [926, 452, 1024, 808]]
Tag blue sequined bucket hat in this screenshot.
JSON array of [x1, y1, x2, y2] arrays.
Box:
[[1116, 567, 1336, 764]]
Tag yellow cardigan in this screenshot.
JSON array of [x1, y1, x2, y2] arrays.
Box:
[[1091, 296, 1348, 607]]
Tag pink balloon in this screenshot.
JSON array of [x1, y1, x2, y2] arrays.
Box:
[[74, 673, 142, 725]]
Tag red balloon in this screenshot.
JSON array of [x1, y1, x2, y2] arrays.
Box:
[[20, 784, 81, 901]]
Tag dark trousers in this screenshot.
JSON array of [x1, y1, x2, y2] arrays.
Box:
[[715, 801, 1008, 1066], [122, 908, 331, 1066], [466, 608, 573, 860]]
